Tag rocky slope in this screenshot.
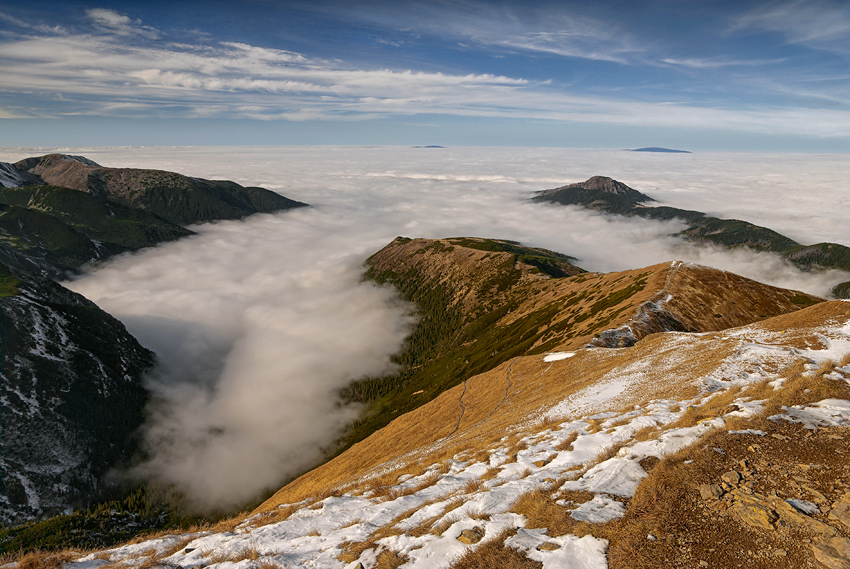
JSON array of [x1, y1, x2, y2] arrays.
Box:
[[533, 176, 850, 297], [42, 283, 850, 569], [0, 252, 154, 525], [4, 154, 307, 226]]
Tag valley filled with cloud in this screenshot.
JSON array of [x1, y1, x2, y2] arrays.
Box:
[[0, 145, 840, 509]]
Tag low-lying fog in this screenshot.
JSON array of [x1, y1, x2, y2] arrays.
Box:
[[6, 145, 846, 511]]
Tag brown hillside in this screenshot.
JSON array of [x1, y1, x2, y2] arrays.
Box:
[[367, 237, 820, 354], [46, 301, 850, 569], [259, 246, 825, 512]]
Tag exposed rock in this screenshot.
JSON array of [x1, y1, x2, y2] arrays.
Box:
[[699, 484, 724, 500], [721, 471, 742, 486], [830, 493, 850, 528], [457, 527, 485, 545], [537, 541, 560, 551], [727, 502, 777, 530], [812, 535, 850, 569]]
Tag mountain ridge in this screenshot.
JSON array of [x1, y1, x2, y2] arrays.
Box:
[[533, 176, 850, 297], [4, 154, 307, 226]]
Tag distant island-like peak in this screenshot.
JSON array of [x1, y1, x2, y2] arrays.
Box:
[[631, 147, 691, 153]]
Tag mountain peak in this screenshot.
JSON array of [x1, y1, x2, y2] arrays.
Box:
[[533, 175, 654, 213], [569, 175, 637, 195]]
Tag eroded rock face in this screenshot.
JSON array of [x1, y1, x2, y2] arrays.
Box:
[[830, 493, 850, 528], [812, 536, 850, 569]]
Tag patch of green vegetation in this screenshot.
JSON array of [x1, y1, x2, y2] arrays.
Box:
[[832, 281, 850, 299], [784, 242, 850, 272], [587, 276, 648, 317], [0, 187, 37, 207], [787, 293, 821, 307], [337, 251, 640, 453], [445, 237, 584, 278], [532, 187, 649, 214], [0, 487, 203, 554], [0, 186, 194, 272], [0, 205, 100, 268], [0, 264, 20, 297], [679, 217, 799, 252]]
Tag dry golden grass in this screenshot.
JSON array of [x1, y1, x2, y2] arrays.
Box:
[[431, 513, 463, 537], [374, 549, 408, 569], [761, 356, 849, 416], [257, 300, 849, 569], [449, 530, 542, 569], [248, 503, 301, 529], [337, 498, 429, 563], [557, 489, 595, 505], [510, 488, 604, 538], [12, 550, 78, 569], [555, 431, 579, 451], [480, 465, 502, 480], [668, 385, 744, 429]]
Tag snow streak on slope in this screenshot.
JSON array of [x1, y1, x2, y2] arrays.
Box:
[[65, 303, 850, 569]]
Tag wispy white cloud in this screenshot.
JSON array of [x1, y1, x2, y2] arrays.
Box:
[[733, 0, 850, 52], [335, 1, 646, 64], [660, 56, 786, 69], [1, 6, 850, 140], [85, 8, 160, 38]]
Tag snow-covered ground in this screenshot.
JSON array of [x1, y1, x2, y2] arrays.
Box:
[[61, 305, 850, 569]]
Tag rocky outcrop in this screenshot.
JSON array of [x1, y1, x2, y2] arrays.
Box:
[[0, 256, 154, 524]]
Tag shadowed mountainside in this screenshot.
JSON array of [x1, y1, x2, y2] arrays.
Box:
[[0, 250, 154, 525]]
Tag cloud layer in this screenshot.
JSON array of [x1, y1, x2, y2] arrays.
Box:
[[48, 146, 848, 511]]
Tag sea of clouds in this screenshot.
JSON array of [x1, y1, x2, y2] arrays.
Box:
[[3, 145, 846, 511]]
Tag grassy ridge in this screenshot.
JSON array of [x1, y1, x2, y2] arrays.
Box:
[[335, 238, 652, 453]]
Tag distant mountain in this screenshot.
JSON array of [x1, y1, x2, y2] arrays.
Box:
[[631, 147, 691, 153], [0, 251, 154, 525], [533, 176, 850, 297], [6, 154, 306, 226]]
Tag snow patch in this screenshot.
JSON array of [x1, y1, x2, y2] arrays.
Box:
[[543, 352, 575, 362], [769, 398, 850, 429], [506, 529, 608, 569]]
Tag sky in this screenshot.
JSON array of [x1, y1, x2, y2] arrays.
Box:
[[26, 145, 842, 511], [2, 0, 850, 150]]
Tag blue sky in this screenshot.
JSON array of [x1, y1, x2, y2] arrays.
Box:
[[1, 0, 849, 150]]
